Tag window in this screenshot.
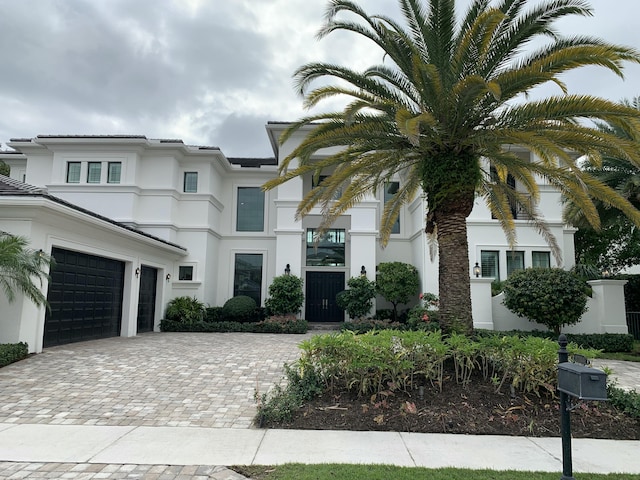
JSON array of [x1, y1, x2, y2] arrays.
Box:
[[384, 181, 400, 234], [66, 162, 81, 183], [184, 172, 198, 193], [234, 253, 263, 305], [507, 251, 525, 276], [87, 162, 101, 183], [312, 175, 342, 200], [236, 187, 265, 231], [108, 162, 121, 184], [532, 251, 551, 268], [178, 266, 193, 281], [481, 250, 499, 280], [306, 228, 346, 266]]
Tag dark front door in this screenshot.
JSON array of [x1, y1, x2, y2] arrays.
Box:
[[305, 271, 345, 322], [44, 248, 125, 347], [137, 266, 157, 333]]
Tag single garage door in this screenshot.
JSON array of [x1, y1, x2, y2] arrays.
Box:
[[44, 248, 125, 347]]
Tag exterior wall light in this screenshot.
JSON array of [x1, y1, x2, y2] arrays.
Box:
[[284, 264, 291, 275], [360, 265, 367, 277], [166, 273, 171, 282], [135, 267, 140, 278], [473, 262, 481, 278]]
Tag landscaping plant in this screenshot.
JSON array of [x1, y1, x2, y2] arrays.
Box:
[[375, 262, 420, 321], [164, 296, 205, 324], [223, 295, 258, 322], [336, 275, 376, 319], [264, 274, 304, 316], [502, 268, 589, 334]]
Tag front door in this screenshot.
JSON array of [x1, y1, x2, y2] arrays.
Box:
[[137, 266, 157, 333], [305, 272, 345, 322]]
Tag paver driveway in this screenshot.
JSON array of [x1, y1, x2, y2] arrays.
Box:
[[0, 332, 313, 429]]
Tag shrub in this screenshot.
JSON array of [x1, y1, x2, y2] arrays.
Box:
[[621, 274, 640, 311], [0, 342, 28, 368], [336, 276, 376, 319], [265, 275, 304, 316], [223, 295, 258, 322], [502, 268, 589, 335], [407, 292, 440, 331], [160, 318, 308, 334], [205, 306, 225, 323], [164, 296, 206, 323], [607, 385, 640, 419], [375, 262, 420, 321]]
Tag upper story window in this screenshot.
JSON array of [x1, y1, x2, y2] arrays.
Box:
[[108, 162, 121, 184], [87, 162, 101, 183], [66, 162, 81, 183], [312, 175, 342, 200], [306, 228, 346, 266], [184, 172, 198, 193], [384, 181, 400, 234], [236, 187, 265, 232], [178, 265, 194, 281]]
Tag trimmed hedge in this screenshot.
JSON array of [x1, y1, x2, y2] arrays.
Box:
[[205, 306, 266, 324], [160, 318, 308, 334], [0, 342, 28, 368], [475, 329, 634, 353]]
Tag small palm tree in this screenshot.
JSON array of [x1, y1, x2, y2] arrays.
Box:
[[0, 232, 53, 308], [264, 0, 640, 334]]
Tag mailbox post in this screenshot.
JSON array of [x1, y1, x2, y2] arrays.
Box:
[[557, 334, 608, 480]]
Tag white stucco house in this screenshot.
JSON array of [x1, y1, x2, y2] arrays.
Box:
[[0, 125, 627, 353]]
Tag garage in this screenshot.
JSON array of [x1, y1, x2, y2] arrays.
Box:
[[43, 248, 125, 347]]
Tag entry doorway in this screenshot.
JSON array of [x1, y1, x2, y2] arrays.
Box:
[[305, 271, 345, 322], [136, 266, 158, 333]]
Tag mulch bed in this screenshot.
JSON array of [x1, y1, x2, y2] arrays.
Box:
[[264, 366, 640, 440]]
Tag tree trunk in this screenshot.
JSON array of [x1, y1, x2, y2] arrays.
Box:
[[434, 198, 474, 336]]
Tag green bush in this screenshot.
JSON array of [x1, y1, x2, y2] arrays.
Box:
[[607, 386, 640, 419], [621, 274, 640, 311], [164, 296, 205, 323], [265, 275, 304, 316], [160, 318, 308, 334], [474, 329, 634, 353], [407, 292, 440, 331], [375, 262, 420, 321], [502, 268, 589, 334], [0, 342, 28, 368], [336, 276, 376, 319], [223, 295, 258, 322], [205, 306, 225, 322]]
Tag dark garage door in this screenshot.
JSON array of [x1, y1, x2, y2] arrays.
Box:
[[44, 248, 125, 347]]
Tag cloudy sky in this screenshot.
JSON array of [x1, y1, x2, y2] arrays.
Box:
[[1, 0, 639, 158]]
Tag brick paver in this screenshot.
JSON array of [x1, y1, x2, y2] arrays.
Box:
[[0, 332, 311, 429]]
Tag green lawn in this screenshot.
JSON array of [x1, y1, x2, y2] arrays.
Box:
[[233, 464, 638, 479]]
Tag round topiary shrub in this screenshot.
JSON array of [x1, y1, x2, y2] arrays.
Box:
[[502, 268, 589, 335], [223, 295, 258, 322], [336, 275, 376, 319]]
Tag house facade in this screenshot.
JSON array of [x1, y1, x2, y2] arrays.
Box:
[[0, 126, 579, 352]]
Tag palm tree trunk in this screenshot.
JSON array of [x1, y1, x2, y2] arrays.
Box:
[[434, 199, 474, 336]]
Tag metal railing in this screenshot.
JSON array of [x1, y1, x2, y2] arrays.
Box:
[[626, 312, 640, 340]]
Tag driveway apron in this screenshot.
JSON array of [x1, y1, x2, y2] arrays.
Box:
[[0, 332, 313, 429]]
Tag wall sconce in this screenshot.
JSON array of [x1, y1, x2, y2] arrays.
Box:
[[284, 264, 291, 275], [135, 267, 140, 278], [473, 262, 481, 278], [166, 273, 171, 282], [360, 265, 367, 277]]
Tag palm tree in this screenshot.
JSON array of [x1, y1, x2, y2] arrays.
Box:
[[565, 97, 640, 273], [264, 0, 640, 334], [0, 232, 53, 308]]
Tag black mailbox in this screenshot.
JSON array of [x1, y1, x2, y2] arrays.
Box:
[[558, 362, 608, 401]]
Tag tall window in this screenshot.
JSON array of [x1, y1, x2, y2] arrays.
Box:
[[506, 251, 525, 276], [234, 253, 263, 305], [306, 228, 346, 266], [66, 162, 81, 183], [184, 172, 198, 193], [481, 250, 500, 280], [384, 181, 400, 234], [108, 162, 122, 184], [236, 187, 265, 231], [87, 162, 101, 183], [532, 251, 551, 268]]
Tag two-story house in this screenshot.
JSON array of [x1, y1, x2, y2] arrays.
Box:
[[0, 124, 576, 352]]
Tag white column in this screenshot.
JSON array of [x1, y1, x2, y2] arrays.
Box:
[[471, 277, 494, 330]]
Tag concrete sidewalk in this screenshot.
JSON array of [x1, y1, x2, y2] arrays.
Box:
[[0, 423, 638, 477]]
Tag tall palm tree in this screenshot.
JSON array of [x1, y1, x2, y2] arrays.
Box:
[[0, 232, 52, 308], [565, 97, 640, 273], [264, 0, 640, 334]]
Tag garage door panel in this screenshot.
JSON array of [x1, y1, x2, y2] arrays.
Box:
[[44, 248, 124, 348]]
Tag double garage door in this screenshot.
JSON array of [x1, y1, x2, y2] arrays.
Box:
[[44, 248, 125, 348]]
